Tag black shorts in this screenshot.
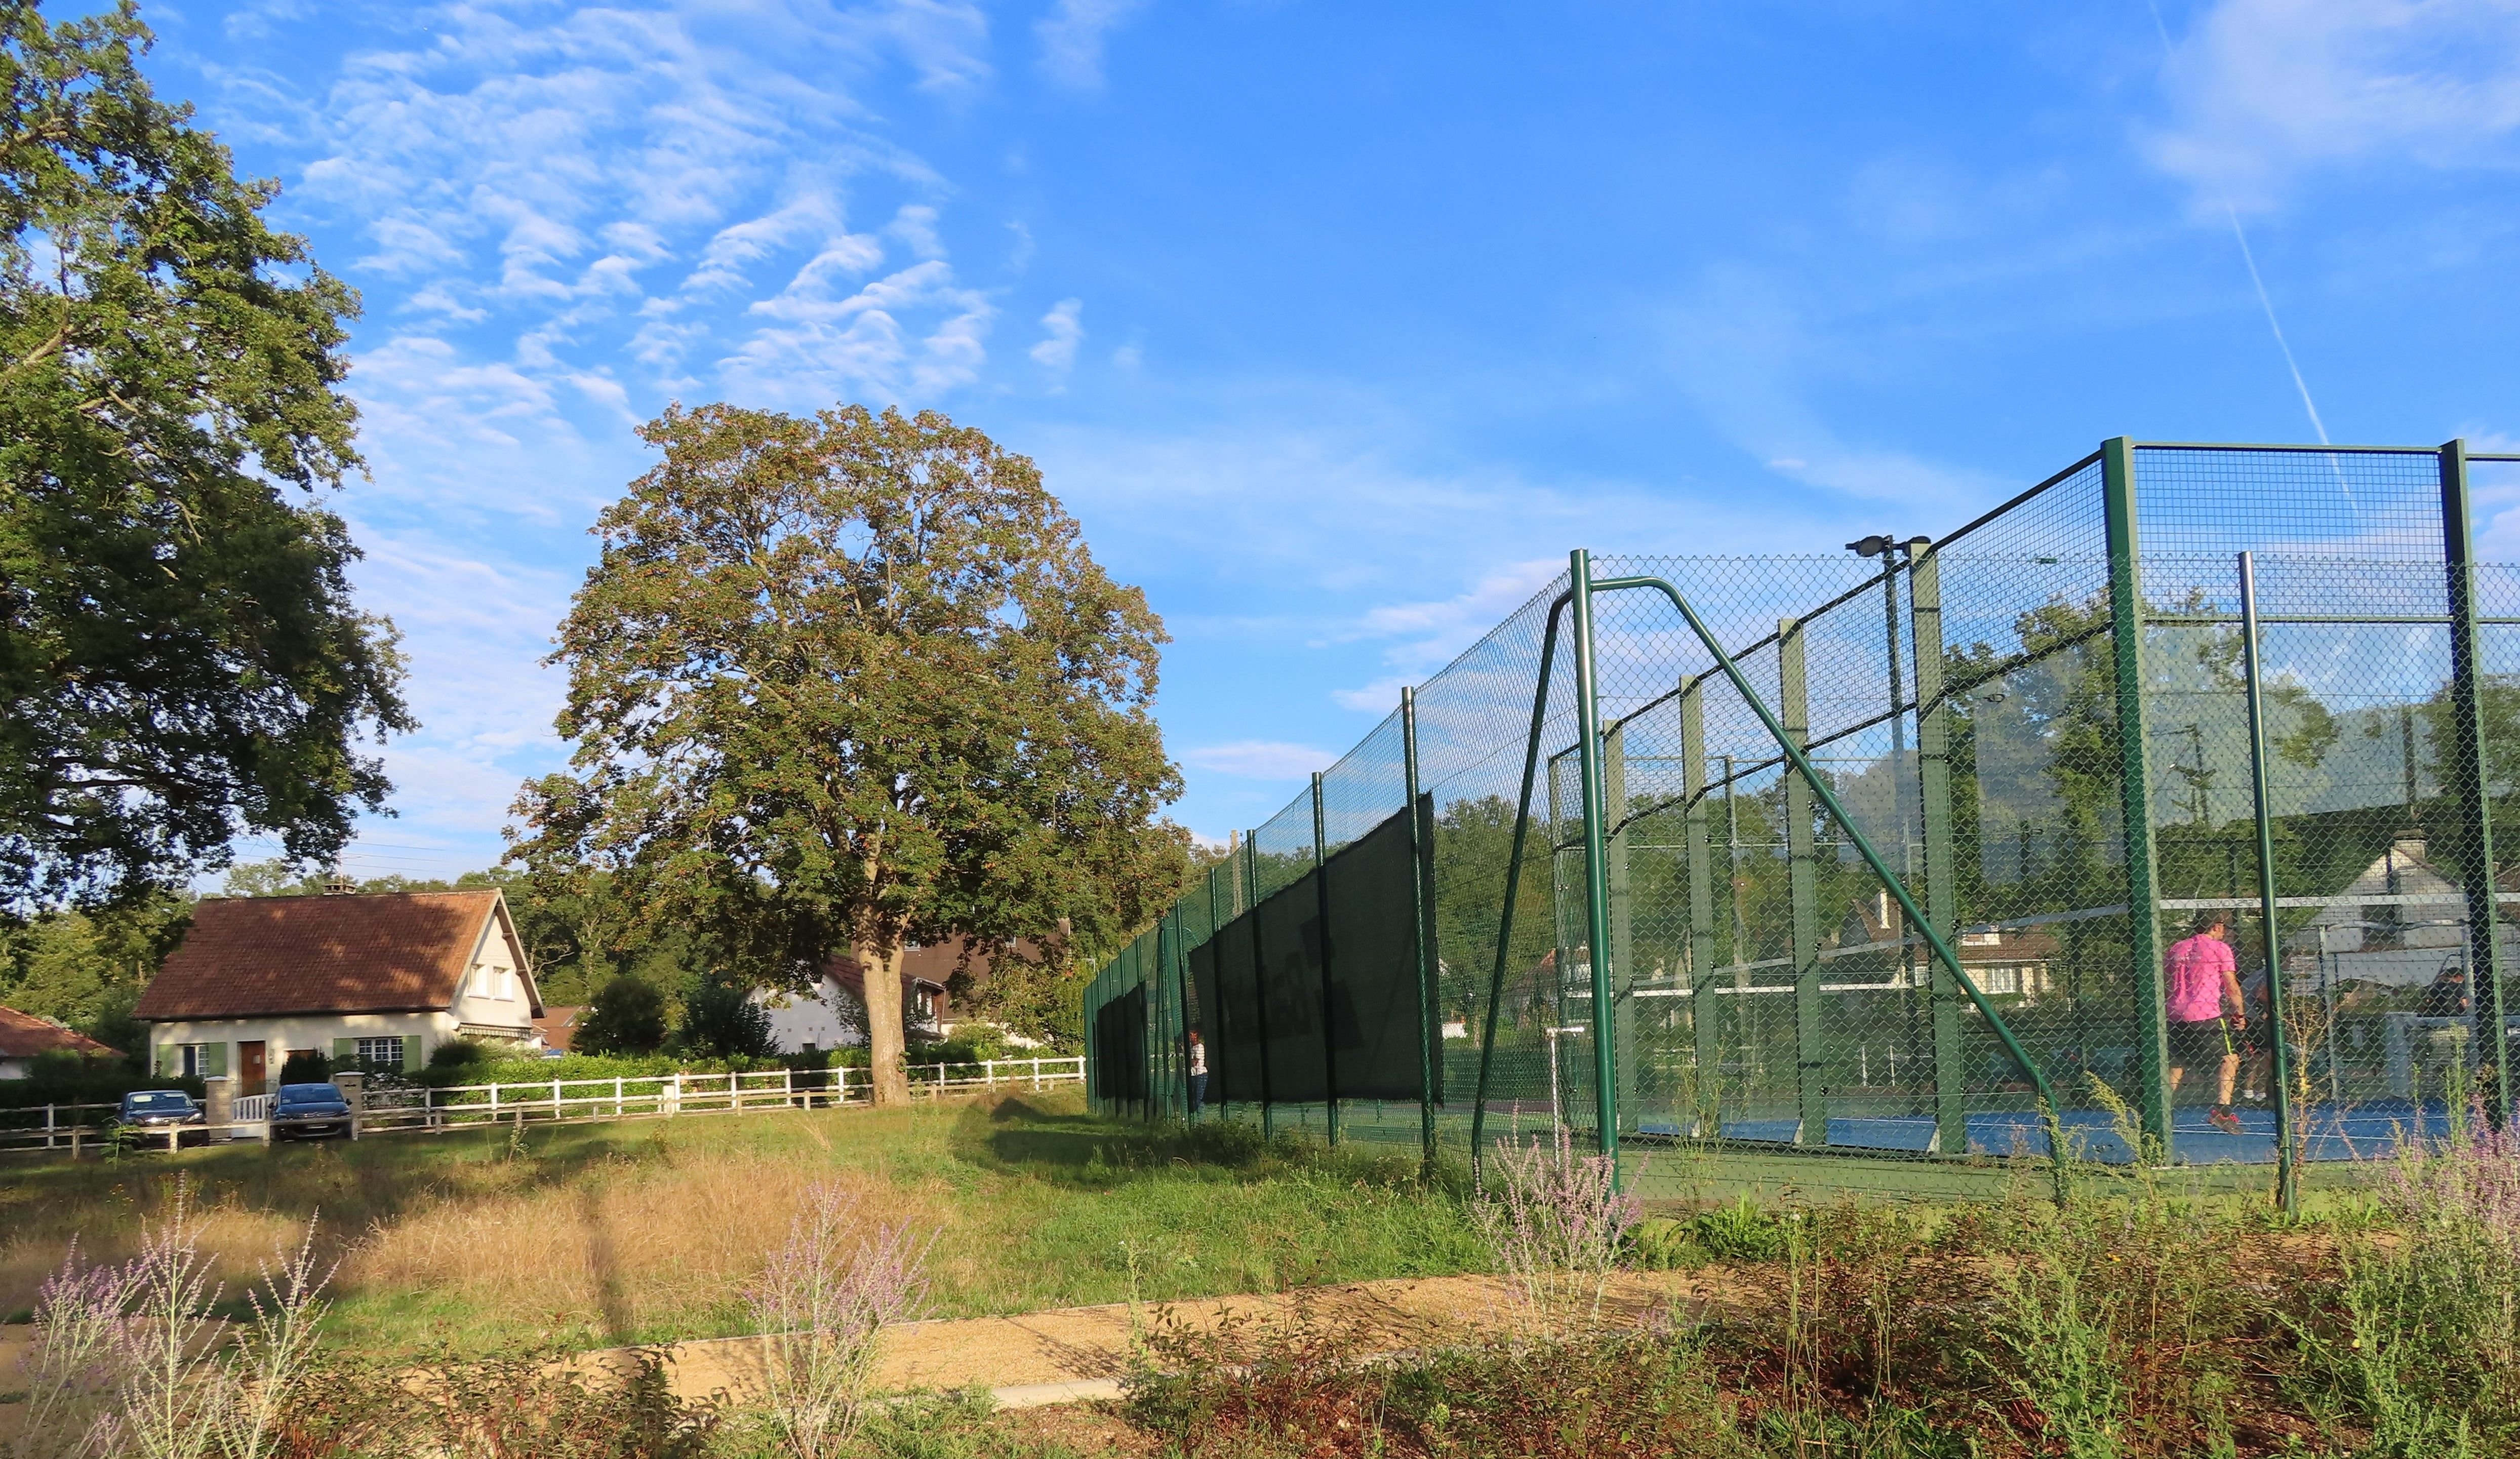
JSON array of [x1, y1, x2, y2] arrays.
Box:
[[2169, 1017, 2233, 1072]]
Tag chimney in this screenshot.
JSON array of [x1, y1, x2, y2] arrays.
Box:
[[324, 866, 356, 895]]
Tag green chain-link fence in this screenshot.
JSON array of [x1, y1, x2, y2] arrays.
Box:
[[1081, 438, 2520, 1202]]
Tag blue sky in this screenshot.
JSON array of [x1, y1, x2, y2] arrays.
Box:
[[129, 0, 2520, 878]]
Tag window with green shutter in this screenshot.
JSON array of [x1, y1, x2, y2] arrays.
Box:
[[404, 1034, 422, 1069], [332, 1037, 357, 1066]]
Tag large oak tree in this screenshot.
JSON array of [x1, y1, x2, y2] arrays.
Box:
[[0, 2, 408, 908], [515, 403, 1186, 1103]]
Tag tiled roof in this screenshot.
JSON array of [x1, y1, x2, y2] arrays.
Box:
[[137, 891, 527, 1020], [0, 1005, 116, 1059]]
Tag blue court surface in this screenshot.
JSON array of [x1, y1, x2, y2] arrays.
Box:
[[1633, 1099, 2465, 1164]]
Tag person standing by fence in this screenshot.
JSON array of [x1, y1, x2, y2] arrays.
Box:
[[1187, 1030, 1208, 1115], [2166, 915, 2246, 1135]]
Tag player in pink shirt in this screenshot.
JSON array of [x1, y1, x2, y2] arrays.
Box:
[[2165, 915, 2246, 1134]]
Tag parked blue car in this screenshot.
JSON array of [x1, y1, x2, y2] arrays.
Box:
[[112, 1089, 205, 1148], [269, 1082, 353, 1140]]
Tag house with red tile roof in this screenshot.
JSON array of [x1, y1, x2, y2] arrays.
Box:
[[136, 889, 541, 1094], [0, 1005, 117, 1079]]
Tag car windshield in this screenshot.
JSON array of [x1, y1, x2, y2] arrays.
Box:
[[276, 1085, 340, 1102], [127, 1091, 190, 1110]]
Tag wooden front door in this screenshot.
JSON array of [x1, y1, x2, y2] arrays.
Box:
[[239, 1041, 267, 1095]]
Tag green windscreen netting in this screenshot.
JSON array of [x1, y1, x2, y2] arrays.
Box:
[[1082, 437, 2520, 1195]]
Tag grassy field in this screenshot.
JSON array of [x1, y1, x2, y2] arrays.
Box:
[[0, 1091, 1489, 1355]]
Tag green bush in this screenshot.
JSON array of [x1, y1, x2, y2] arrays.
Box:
[[428, 1038, 494, 1070], [276, 1049, 333, 1084], [574, 973, 670, 1056], [0, 1052, 190, 1110]]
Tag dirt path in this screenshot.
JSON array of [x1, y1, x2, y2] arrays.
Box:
[[582, 1267, 1741, 1404]]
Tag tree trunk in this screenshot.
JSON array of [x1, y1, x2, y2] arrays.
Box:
[[859, 938, 912, 1106]]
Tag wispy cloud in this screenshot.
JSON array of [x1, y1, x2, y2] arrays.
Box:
[[1030, 297, 1085, 374], [2144, 0, 2520, 214], [1184, 740, 1340, 779], [1036, 0, 1149, 90]]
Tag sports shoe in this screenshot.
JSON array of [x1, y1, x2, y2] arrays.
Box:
[[2208, 1106, 2244, 1135]]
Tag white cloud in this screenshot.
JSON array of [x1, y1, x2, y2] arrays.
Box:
[[1030, 297, 1085, 372], [2146, 0, 2520, 213], [1035, 0, 1149, 90], [1184, 740, 1340, 779]]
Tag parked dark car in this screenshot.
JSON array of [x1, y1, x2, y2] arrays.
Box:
[[268, 1082, 354, 1140], [112, 1089, 205, 1148]]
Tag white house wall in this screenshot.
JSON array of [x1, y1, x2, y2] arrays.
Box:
[[752, 976, 867, 1054], [449, 905, 535, 1034], [148, 1011, 458, 1078]]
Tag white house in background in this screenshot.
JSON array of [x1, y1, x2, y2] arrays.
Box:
[[0, 1004, 116, 1078], [749, 938, 1048, 1054], [135, 890, 542, 1095], [2286, 832, 2495, 988]]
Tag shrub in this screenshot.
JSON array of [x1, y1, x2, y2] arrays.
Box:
[[275, 1050, 330, 1085], [677, 974, 775, 1059], [576, 974, 671, 1056], [1475, 1127, 1642, 1331], [743, 1181, 936, 1458], [427, 1038, 493, 1071]]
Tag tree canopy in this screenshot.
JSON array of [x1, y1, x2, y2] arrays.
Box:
[[514, 403, 1187, 1102], [0, 2, 408, 909]]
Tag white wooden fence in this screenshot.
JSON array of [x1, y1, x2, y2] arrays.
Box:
[[362, 1057, 1084, 1132], [0, 1056, 1084, 1153]]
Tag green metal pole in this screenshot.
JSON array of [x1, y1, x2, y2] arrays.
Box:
[[1208, 864, 1226, 1119], [2442, 439, 2511, 1128], [1249, 832, 1273, 1141], [1681, 678, 1722, 1133], [1588, 572, 2066, 1185], [1314, 771, 1340, 1147], [1568, 551, 1622, 1177], [2237, 552, 2300, 1209], [1605, 721, 1637, 1137], [1909, 546, 1967, 1156], [1782, 615, 1827, 1146], [1471, 594, 1571, 1183], [1403, 687, 1439, 1171], [2103, 437, 2174, 1157]]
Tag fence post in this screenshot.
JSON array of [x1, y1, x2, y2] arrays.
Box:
[[1781, 613, 1826, 1146], [44, 1102, 55, 1150], [1605, 717, 1637, 1139], [1680, 678, 1723, 1133], [2104, 437, 2174, 1155], [615, 1077, 624, 1117], [489, 1083, 499, 1120], [1403, 686, 1439, 1172], [2237, 551, 2302, 1208], [552, 1078, 562, 1121], [1312, 771, 1341, 1146], [1169, 910, 1194, 1123], [2442, 438, 2511, 1128], [1568, 550, 1621, 1173], [1248, 831, 1274, 1141], [1908, 545, 1968, 1156]]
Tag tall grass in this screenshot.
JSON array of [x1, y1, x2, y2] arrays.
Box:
[[743, 1183, 934, 1458]]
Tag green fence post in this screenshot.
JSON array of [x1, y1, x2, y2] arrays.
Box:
[[2104, 437, 2173, 1156], [1681, 678, 1722, 1133], [1249, 832, 1274, 1141], [1208, 865, 1226, 1120], [1470, 593, 1571, 1184], [1909, 545, 1967, 1155], [1782, 614, 1827, 1146], [1605, 721, 1637, 1136], [1314, 771, 1340, 1146], [1403, 687, 1439, 1172], [1569, 552, 1621, 1175], [2236, 551, 2300, 1207], [2442, 438, 2511, 1129]]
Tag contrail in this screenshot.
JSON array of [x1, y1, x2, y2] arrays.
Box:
[[2148, 0, 2333, 446]]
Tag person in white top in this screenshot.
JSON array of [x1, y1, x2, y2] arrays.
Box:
[[1187, 1030, 1209, 1115]]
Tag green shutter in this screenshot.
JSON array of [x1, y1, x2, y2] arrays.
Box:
[[204, 1042, 227, 1078], [333, 1038, 357, 1064], [403, 1035, 421, 1070], [156, 1043, 176, 1077]]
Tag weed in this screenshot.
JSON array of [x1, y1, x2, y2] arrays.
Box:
[[1474, 1126, 1641, 1331], [743, 1181, 936, 1458]]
